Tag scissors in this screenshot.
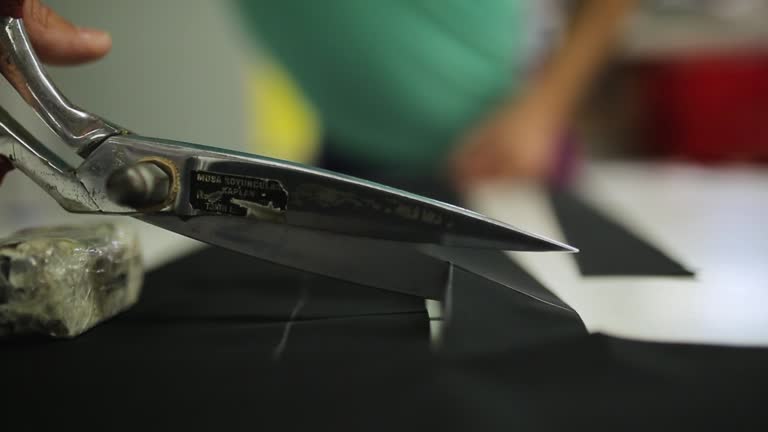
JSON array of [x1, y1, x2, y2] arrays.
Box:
[[0, 16, 575, 301]]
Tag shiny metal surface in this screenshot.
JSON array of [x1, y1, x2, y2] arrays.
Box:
[[33, 130, 569, 297], [140, 213, 452, 299], [0, 106, 98, 212], [0, 18, 124, 155], [420, 245, 575, 312], [0, 13, 575, 299], [78, 135, 574, 251], [106, 162, 171, 208], [0, 15, 572, 251]]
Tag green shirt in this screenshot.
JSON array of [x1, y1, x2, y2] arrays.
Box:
[[236, 0, 529, 172]]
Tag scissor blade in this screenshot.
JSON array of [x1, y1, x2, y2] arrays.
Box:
[[87, 136, 574, 252], [181, 145, 574, 252], [138, 214, 452, 299], [281, 174, 575, 251], [419, 245, 575, 313]]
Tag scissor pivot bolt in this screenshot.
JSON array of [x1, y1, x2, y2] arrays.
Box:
[[106, 162, 171, 209]]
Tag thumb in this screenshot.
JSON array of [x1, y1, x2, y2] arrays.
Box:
[[20, 0, 111, 65]]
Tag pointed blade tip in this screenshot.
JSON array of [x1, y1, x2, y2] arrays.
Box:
[[526, 236, 578, 253], [541, 238, 578, 253]]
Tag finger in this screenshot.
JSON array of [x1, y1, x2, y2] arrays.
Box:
[[452, 146, 501, 187], [21, 0, 111, 65]]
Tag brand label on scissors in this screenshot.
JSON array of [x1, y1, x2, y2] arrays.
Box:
[[190, 170, 288, 218]]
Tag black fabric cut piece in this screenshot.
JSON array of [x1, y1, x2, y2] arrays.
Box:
[[438, 266, 587, 358], [550, 190, 695, 276]]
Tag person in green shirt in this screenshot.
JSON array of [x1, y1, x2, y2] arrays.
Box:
[[0, 0, 636, 188], [236, 1, 529, 175], [235, 0, 637, 184]]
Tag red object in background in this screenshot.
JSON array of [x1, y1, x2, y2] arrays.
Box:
[[641, 54, 768, 163]]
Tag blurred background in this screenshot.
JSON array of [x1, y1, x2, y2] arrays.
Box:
[[2, 0, 767, 171], [2, 0, 766, 166], [586, 0, 768, 164]]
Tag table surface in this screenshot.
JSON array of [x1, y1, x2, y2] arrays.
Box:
[[467, 161, 768, 347], [2, 161, 768, 430]]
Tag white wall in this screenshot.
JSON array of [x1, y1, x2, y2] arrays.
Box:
[[44, 0, 250, 147], [0, 0, 256, 266]]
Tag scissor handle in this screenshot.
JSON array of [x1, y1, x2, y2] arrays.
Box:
[[0, 16, 125, 156]]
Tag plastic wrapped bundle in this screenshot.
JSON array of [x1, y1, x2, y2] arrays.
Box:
[[0, 223, 143, 338]]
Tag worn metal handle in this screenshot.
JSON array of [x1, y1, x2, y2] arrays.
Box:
[[0, 17, 124, 156], [0, 105, 100, 211]]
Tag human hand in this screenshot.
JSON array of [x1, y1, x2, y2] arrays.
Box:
[[2, 0, 111, 64], [450, 0, 637, 188], [450, 94, 565, 187]]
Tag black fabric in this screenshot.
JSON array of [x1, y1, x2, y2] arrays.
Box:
[[1, 247, 441, 431], [437, 335, 768, 431], [550, 190, 695, 277], [4, 172, 767, 430], [3, 245, 768, 430]]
